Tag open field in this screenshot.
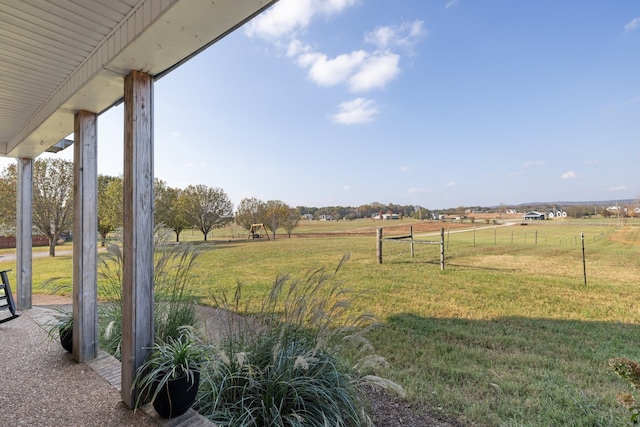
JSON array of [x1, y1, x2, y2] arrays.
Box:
[[2, 217, 639, 426]]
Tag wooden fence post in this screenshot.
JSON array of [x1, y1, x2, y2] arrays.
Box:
[[410, 226, 414, 258], [377, 227, 383, 264]]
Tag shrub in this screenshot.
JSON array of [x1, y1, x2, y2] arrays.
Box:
[[98, 227, 203, 359], [194, 254, 403, 426], [609, 357, 640, 425], [134, 327, 209, 410]]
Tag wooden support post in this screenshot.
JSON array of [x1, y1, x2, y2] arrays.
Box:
[[410, 226, 414, 258], [16, 158, 32, 310], [121, 70, 154, 408], [440, 227, 445, 271], [376, 228, 383, 264], [73, 110, 98, 362]]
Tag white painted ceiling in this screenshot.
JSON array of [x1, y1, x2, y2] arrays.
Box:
[[0, 0, 277, 158]]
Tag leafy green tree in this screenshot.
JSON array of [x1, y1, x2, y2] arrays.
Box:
[[0, 163, 17, 232], [235, 197, 266, 231], [184, 185, 233, 241], [98, 175, 122, 246], [264, 200, 290, 240], [155, 179, 190, 242], [32, 158, 74, 256]]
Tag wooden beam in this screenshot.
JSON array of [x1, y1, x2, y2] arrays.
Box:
[[72, 110, 98, 362], [121, 70, 154, 408], [16, 158, 32, 310]]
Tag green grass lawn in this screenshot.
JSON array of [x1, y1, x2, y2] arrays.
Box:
[[2, 218, 638, 426]]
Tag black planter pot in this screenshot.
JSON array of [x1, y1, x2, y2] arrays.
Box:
[[59, 327, 72, 353], [153, 371, 200, 418]]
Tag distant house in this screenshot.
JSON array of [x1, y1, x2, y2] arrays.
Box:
[[523, 211, 545, 221], [548, 210, 567, 219], [318, 214, 334, 221], [302, 214, 314, 220]]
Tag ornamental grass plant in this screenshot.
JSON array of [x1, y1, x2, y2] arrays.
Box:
[[194, 254, 403, 427], [98, 227, 203, 359]]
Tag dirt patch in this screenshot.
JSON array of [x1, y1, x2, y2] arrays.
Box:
[[363, 386, 468, 427], [32, 294, 72, 306]]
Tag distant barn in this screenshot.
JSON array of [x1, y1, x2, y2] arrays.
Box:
[[523, 211, 545, 220]]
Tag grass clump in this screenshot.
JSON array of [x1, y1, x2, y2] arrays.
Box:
[[194, 254, 403, 426], [98, 228, 203, 359]]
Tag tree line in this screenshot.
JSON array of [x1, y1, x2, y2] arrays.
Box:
[[0, 159, 434, 258], [6, 159, 623, 258], [0, 159, 304, 255]]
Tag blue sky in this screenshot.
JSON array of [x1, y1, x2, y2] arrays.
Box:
[[11, 1, 640, 210]]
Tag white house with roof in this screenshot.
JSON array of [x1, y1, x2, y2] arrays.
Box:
[[523, 211, 545, 220]]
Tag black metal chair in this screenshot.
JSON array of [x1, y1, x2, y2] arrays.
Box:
[[0, 270, 19, 324]]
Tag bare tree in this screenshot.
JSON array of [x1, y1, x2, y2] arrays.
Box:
[[184, 184, 234, 241], [32, 158, 74, 256]]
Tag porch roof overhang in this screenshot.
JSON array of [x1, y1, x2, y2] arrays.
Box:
[[0, 0, 277, 159]]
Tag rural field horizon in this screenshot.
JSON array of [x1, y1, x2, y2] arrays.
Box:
[[2, 215, 639, 426]]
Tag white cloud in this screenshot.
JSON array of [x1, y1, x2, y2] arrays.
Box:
[[561, 171, 577, 179], [400, 166, 412, 172], [364, 21, 426, 51], [522, 160, 546, 167], [298, 50, 368, 86], [286, 39, 312, 57], [607, 185, 626, 191], [445, 0, 459, 9], [248, 0, 423, 122], [329, 98, 379, 124], [246, 0, 360, 39], [625, 17, 640, 32], [348, 51, 400, 92], [342, 185, 351, 191], [446, 181, 457, 187], [407, 187, 431, 194], [295, 48, 400, 92]]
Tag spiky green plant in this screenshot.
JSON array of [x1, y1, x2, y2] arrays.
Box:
[[194, 255, 403, 427], [97, 227, 203, 358], [134, 327, 209, 408]]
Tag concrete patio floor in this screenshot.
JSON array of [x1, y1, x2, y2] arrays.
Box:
[[0, 298, 212, 427]]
